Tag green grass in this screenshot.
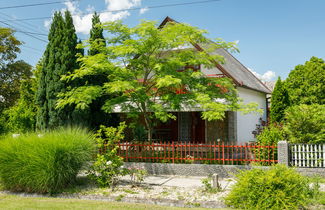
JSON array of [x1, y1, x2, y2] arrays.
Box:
[[0, 128, 95, 194], [0, 194, 227, 210]]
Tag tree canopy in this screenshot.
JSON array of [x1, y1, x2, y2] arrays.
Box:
[[58, 20, 260, 140], [0, 27, 21, 68], [36, 11, 81, 130], [285, 56, 325, 105], [0, 28, 32, 112]]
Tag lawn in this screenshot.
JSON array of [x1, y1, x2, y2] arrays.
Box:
[[0, 193, 227, 210]]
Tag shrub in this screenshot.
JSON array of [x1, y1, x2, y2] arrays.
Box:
[[88, 122, 128, 188], [128, 166, 147, 186], [0, 128, 95, 194], [284, 104, 325, 144], [255, 124, 284, 165], [225, 164, 317, 209]]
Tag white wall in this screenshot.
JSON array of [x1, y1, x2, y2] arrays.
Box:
[[236, 87, 267, 143]]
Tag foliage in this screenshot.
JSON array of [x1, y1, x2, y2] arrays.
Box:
[[255, 124, 283, 164], [201, 176, 221, 193], [36, 11, 83, 130], [270, 77, 290, 123], [0, 128, 95, 193], [0, 60, 32, 113], [285, 56, 325, 105], [284, 104, 325, 144], [88, 12, 106, 56], [58, 20, 260, 140], [86, 12, 118, 129], [4, 78, 37, 133], [0, 27, 21, 68], [225, 164, 318, 210], [128, 166, 147, 186], [88, 123, 128, 188]]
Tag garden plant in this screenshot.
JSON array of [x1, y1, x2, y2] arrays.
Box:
[[225, 164, 319, 209], [0, 128, 95, 194]]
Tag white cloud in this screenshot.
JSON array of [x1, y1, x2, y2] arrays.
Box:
[[105, 0, 141, 11], [248, 68, 276, 81], [139, 7, 149, 15], [44, 0, 142, 34]]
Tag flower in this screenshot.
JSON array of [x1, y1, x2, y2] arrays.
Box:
[[106, 161, 112, 165]]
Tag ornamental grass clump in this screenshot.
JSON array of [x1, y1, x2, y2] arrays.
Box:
[[0, 128, 95, 194], [225, 164, 318, 210]]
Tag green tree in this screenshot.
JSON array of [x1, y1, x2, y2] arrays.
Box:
[[36, 11, 81, 130], [270, 77, 290, 123], [4, 78, 37, 133], [58, 20, 260, 140], [85, 12, 118, 128], [89, 12, 105, 56], [285, 56, 325, 105], [0, 60, 32, 112], [284, 104, 325, 144], [0, 27, 21, 68]]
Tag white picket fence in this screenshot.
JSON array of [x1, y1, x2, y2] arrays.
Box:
[[290, 144, 325, 168]]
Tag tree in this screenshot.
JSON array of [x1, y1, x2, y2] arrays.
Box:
[[0, 28, 32, 112], [58, 20, 259, 140], [85, 12, 118, 129], [36, 11, 81, 130], [285, 57, 325, 105], [4, 78, 37, 132], [0, 60, 32, 112], [284, 104, 325, 144], [270, 77, 290, 123], [0, 27, 21, 68], [89, 12, 105, 56]]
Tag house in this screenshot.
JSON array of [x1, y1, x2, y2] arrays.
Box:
[[120, 17, 271, 143]]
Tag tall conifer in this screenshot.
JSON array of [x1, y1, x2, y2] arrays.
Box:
[[89, 12, 105, 56], [270, 77, 290, 123], [36, 11, 80, 129], [86, 13, 117, 128]]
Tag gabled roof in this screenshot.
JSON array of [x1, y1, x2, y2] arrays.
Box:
[[159, 16, 271, 94]]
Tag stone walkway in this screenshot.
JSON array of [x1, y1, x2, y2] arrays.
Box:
[[121, 175, 235, 189]]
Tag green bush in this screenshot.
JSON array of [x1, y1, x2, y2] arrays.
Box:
[[284, 104, 325, 144], [225, 164, 317, 209], [0, 128, 95, 193], [255, 124, 284, 165], [88, 123, 128, 188]]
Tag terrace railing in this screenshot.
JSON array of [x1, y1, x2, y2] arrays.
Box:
[[116, 141, 278, 165], [290, 144, 325, 168]]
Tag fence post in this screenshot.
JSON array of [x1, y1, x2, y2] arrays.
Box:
[[172, 141, 175, 164], [278, 141, 289, 166]]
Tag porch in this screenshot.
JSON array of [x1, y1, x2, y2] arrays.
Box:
[[122, 111, 237, 143]]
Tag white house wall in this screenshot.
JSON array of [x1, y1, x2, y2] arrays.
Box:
[[236, 87, 267, 143]]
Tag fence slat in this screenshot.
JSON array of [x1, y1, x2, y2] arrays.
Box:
[[111, 141, 278, 165], [289, 143, 325, 168]]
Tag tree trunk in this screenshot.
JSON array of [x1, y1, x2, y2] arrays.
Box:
[[147, 126, 153, 141], [143, 114, 153, 141]]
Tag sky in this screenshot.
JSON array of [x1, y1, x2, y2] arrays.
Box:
[[1, 0, 325, 81]]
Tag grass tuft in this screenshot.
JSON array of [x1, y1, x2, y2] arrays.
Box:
[[0, 127, 95, 194]]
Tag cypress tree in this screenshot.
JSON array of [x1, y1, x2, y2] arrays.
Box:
[[85, 12, 118, 128], [270, 77, 290, 123], [36, 11, 81, 130], [89, 12, 105, 56]]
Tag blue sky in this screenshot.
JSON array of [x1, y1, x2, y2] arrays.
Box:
[[1, 0, 325, 81]]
